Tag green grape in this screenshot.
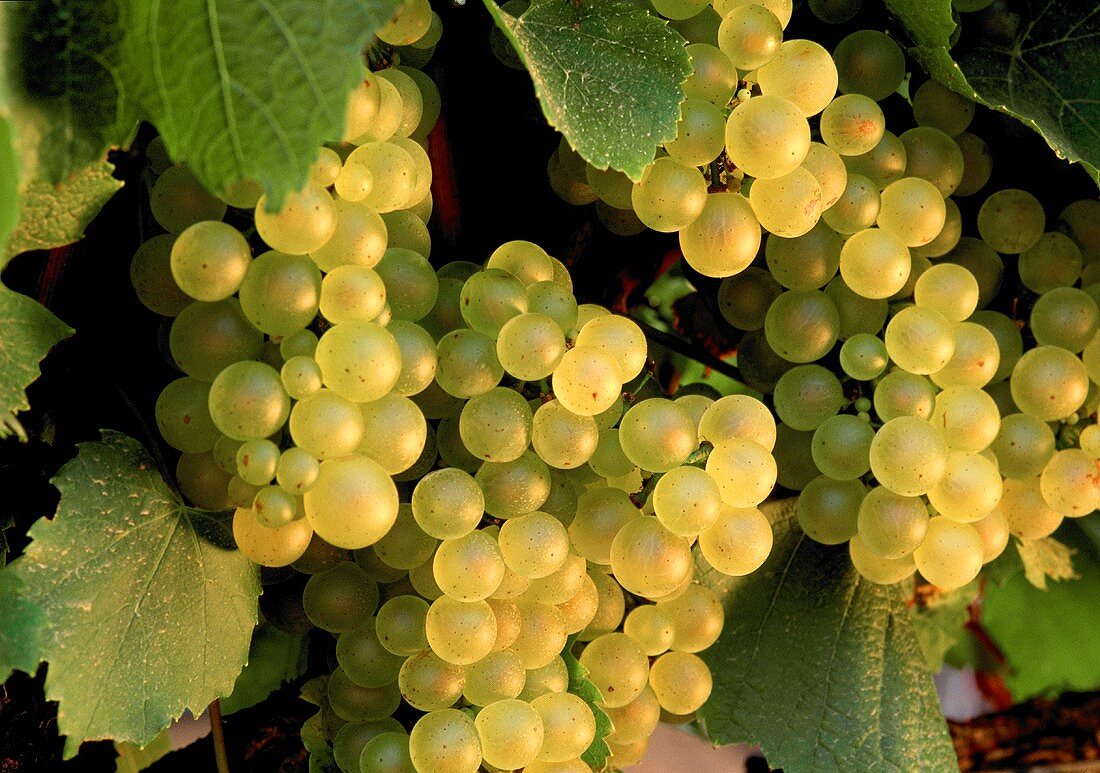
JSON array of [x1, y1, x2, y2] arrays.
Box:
[[618, 398, 697, 472], [436, 328, 504, 398], [939, 239, 1002, 311], [512, 599, 568, 668], [464, 649, 526, 706], [372, 504, 437, 570], [705, 438, 777, 507], [838, 333, 888, 380], [280, 329, 318, 361], [130, 234, 191, 316], [150, 166, 227, 234], [228, 476, 262, 510], [808, 0, 860, 22], [1021, 233, 1084, 295], [526, 552, 586, 604], [358, 394, 428, 475], [231, 507, 312, 566], [234, 438, 279, 486], [207, 361, 289, 441], [832, 30, 905, 100], [531, 693, 596, 763], [1085, 331, 1100, 385], [486, 240, 553, 286], [652, 465, 723, 536], [333, 720, 402, 773], [913, 517, 983, 590], [630, 157, 708, 233], [971, 310, 1023, 383], [155, 377, 219, 453], [279, 356, 321, 400], [802, 142, 849, 209], [409, 710, 482, 773], [873, 370, 936, 421], [342, 74, 383, 141], [169, 221, 251, 302], [386, 320, 437, 397], [374, 248, 437, 322], [580, 571, 626, 640], [717, 3, 782, 69], [772, 364, 845, 431], [1030, 287, 1099, 353], [547, 147, 596, 205], [970, 508, 1011, 564], [764, 289, 840, 363], [308, 146, 342, 188], [310, 199, 388, 273], [389, 137, 431, 202], [976, 188, 1046, 254], [578, 632, 649, 708], [476, 451, 552, 518], [622, 604, 674, 656], [912, 78, 975, 136], [1040, 449, 1100, 517], [1010, 346, 1089, 421], [998, 476, 1064, 539], [336, 619, 404, 688], [931, 322, 1000, 389], [678, 192, 762, 278], [927, 451, 1002, 522], [498, 512, 570, 579], [425, 596, 497, 665], [519, 656, 569, 702], [655, 582, 724, 652], [304, 456, 399, 549], [848, 533, 915, 584], [340, 143, 418, 212], [556, 574, 599, 635], [412, 468, 484, 539], [683, 43, 738, 106], [698, 504, 773, 575], [822, 174, 880, 234], [652, 0, 708, 18], [883, 306, 955, 375], [176, 451, 232, 510], [757, 39, 838, 116], [665, 98, 726, 166], [399, 649, 466, 711], [169, 299, 262, 381], [487, 597, 522, 649], [749, 167, 824, 237], [433, 530, 505, 602], [912, 196, 962, 259], [238, 250, 322, 336], [892, 253, 932, 302], [382, 209, 431, 256], [314, 321, 401, 402], [528, 281, 579, 333], [610, 516, 693, 598], [1061, 199, 1100, 251], [875, 177, 947, 248], [474, 698, 544, 770], [585, 165, 635, 210], [930, 386, 1001, 452], [796, 476, 864, 544], [317, 265, 386, 325], [765, 221, 843, 290], [819, 94, 885, 156], [668, 5, 721, 45], [649, 651, 712, 714], [379, 0, 433, 45], [699, 394, 777, 450], [915, 262, 978, 322], [838, 227, 910, 300], [568, 487, 640, 564], [375, 595, 429, 656], [869, 416, 948, 496], [145, 136, 172, 174], [255, 184, 337, 255], [587, 429, 636, 479], [531, 401, 598, 469], [551, 346, 623, 416], [856, 486, 928, 558], [824, 276, 888, 339], [899, 127, 964, 196], [1080, 424, 1100, 458], [328, 667, 400, 722], [458, 387, 531, 463], [953, 132, 993, 197], [288, 389, 364, 459], [811, 414, 874, 480], [844, 131, 907, 189], [359, 731, 414, 773], [725, 95, 810, 180], [989, 413, 1056, 479], [303, 561, 379, 632], [459, 269, 527, 335], [496, 313, 566, 381], [714, 0, 792, 26]]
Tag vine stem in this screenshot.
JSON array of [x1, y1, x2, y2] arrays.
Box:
[[209, 699, 230, 773]]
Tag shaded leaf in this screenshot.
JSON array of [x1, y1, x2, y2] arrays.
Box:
[[912, 581, 977, 671], [1016, 535, 1078, 590], [0, 568, 47, 681], [0, 287, 73, 437], [563, 634, 613, 771], [220, 623, 309, 715], [301, 710, 338, 773]]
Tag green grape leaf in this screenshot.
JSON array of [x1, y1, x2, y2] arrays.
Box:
[[0, 286, 73, 438], [0, 569, 47, 681], [220, 623, 309, 715], [562, 635, 613, 771], [983, 523, 1100, 701], [697, 499, 957, 772], [301, 710, 338, 773], [113, 731, 172, 773], [5, 160, 121, 260], [0, 116, 21, 263], [911, 581, 977, 672], [483, 0, 692, 180], [1015, 535, 1078, 589], [8, 431, 261, 756], [120, 0, 403, 208], [885, 0, 1100, 186]]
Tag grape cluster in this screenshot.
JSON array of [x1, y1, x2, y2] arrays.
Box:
[[131, 6, 785, 770], [549, 0, 1100, 594]]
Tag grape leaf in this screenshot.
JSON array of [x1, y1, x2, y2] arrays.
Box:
[[0, 569, 47, 681], [562, 634, 613, 771], [697, 499, 957, 772], [7, 431, 261, 756], [220, 623, 309, 715], [1015, 535, 1078, 589], [120, 0, 403, 207], [886, 0, 1100, 185], [483, 0, 691, 180], [114, 731, 172, 773], [301, 711, 338, 773], [0, 287, 73, 438], [983, 523, 1100, 701], [911, 581, 977, 672]]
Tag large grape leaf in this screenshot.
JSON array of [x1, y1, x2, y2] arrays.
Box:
[[562, 635, 613, 771], [483, 0, 691, 180], [0, 569, 46, 681], [220, 623, 309, 715], [6, 431, 261, 756], [697, 499, 957, 772], [886, 0, 1100, 186], [0, 287, 73, 438]]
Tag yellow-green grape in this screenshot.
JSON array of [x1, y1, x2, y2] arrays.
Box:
[[317, 265, 385, 325], [656, 582, 724, 652], [757, 39, 837, 116], [1011, 346, 1089, 421], [399, 649, 466, 711], [832, 29, 905, 100], [288, 389, 363, 459], [699, 394, 777, 449], [772, 364, 845, 431], [569, 488, 640, 564], [822, 174, 880, 235], [683, 43, 738, 105], [310, 200, 388, 273], [496, 313, 567, 381], [373, 504, 437, 570], [547, 145, 597, 205], [238, 250, 322, 336], [873, 371, 935, 423], [678, 192, 762, 278], [913, 78, 975, 136], [409, 709, 481, 773], [457, 387, 531, 463], [463, 649, 526, 706], [869, 416, 948, 496], [844, 131, 907, 190], [528, 280, 579, 334], [512, 600, 568, 668], [327, 667, 400, 722], [714, 0, 792, 26], [155, 377, 219, 453], [375, 248, 437, 323], [998, 476, 1064, 539], [839, 333, 888, 380], [652, 0, 708, 19], [275, 447, 319, 495], [838, 227, 910, 299], [150, 165, 227, 234], [764, 289, 840, 363], [304, 456, 398, 549], [630, 157, 708, 233], [358, 394, 428, 475], [931, 322, 1000, 389], [622, 604, 674, 656], [302, 561, 379, 632], [927, 451, 1002, 522], [941, 239, 1003, 311], [819, 94, 885, 156], [971, 310, 1023, 383], [1031, 288, 1099, 353], [811, 414, 874, 480], [476, 452, 552, 519], [531, 693, 596, 763], [358, 731, 414, 773], [409, 555, 446, 601], [989, 413, 1056, 479], [207, 361, 290, 441], [970, 508, 1011, 563], [336, 620, 404, 688], [213, 435, 244, 475], [913, 264, 979, 323], [874, 177, 947, 248], [578, 632, 649, 708], [485, 240, 552, 286], [130, 234, 191, 317], [474, 699, 544, 771], [912, 196, 962, 259], [572, 303, 611, 333], [953, 131, 993, 197], [884, 306, 956, 375], [518, 656, 568, 702], [705, 437, 778, 507], [856, 486, 928, 558], [1061, 198, 1100, 251], [893, 253, 931, 303], [652, 466, 723, 536], [169, 299, 262, 381], [176, 452, 232, 510], [807, 0, 861, 22], [1080, 424, 1100, 458], [749, 167, 824, 238], [232, 507, 312, 566], [771, 423, 818, 491], [1040, 449, 1100, 517], [333, 720, 401, 773], [459, 269, 526, 335], [698, 504, 773, 575], [255, 184, 336, 255], [527, 553, 587, 605], [913, 517, 983, 590], [380, 0, 434, 45], [899, 127, 964, 196], [848, 533, 915, 583], [724, 95, 810, 180], [580, 570, 626, 640], [314, 321, 401, 403], [382, 209, 431, 257], [649, 651, 713, 714], [375, 595, 429, 656], [796, 476, 864, 545], [234, 438, 279, 486], [717, 4, 782, 70], [1020, 232, 1084, 294], [610, 516, 693, 597], [585, 165, 634, 210], [765, 221, 843, 291], [665, 98, 726, 166], [930, 386, 1000, 452], [587, 429, 636, 479], [169, 221, 251, 302], [342, 74, 382, 141], [668, 4, 721, 44], [387, 320, 437, 397], [976, 188, 1046, 254], [389, 136, 431, 204], [280, 329, 318, 361], [436, 328, 504, 398], [802, 142, 849, 209], [551, 346, 622, 416], [342, 143, 418, 212], [308, 146, 341, 188], [604, 686, 661, 747], [618, 398, 696, 472], [425, 597, 497, 665], [488, 597, 522, 648], [531, 401, 598, 470], [279, 356, 322, 400], [411, 468, 484, 539], [433, 530, 505, 602]]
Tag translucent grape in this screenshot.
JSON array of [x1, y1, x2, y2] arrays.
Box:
[[764, 289, 840, 363], [698, 505, 773, 575], [822, 174, 879, 234], [303, 561, 379, 633], [412, 468, 485, 539], [665, 98, 726, 166], [409, 710, 482, 773], [289, 389, 364, 459], [930, 322, 1000, 389], [579, 632, 649, 708], [927, 451, 1003, 522], [953, 131, 993, 197], [304, 456, 399, 549], [930, 386, 1001, 452], [652, 465, 723, 535], [551, 346, 623, 416], [314, 321, 401, 402], [155, 377, 219, 453], [1030, 287, 1099, 353], [976, 188, 1046, 254], [796, 476, 864, 544], [899, 127, 965, 196], [232, 507, 312, 566], [376, 595, 430, 656], [358, 394, 428, 475], [848, 533, 915, 584], [376, 248, 439, 322], [436, 328, 503, 398], [477, 451, 553, 519], [724, 95, 810, 179], [884, 306, 955, 375], [913, 517, 983, 590], [498, 512, 570, 579], [1019, 233, 1084, 294], [802, 142, 849, 209], [531, 400, 598, 469], [425, 597, 497, 665], [568, 488, 641, 565], [832, 30, 905, 101], [717, 4, 783, 69], [765, 221, 843, 291], [839, 333, 888, 380], [997, 476, 1064, 539], [255, 184, 337, 255], [170, 221, 251, 302], [207, 361, 289, 441], [169, 299, 262, 381], [1040, 449, 1100, 517], [434, 531, 505, 602], [150, 166, 227, 234], [130, 235, 191, 316], [857, 486, 928, 558], [811, 414, 874, 480], [820, 94, 885, 156], [531, 693, 596, 763], [399, 650, 466, 711], [649, 651, 713, 714], [176, 452, 232, 510], [869, 416, 948, 496], [772, 364, 844, 431], [749, 168, 824, 238], [683, 43, 739, 106], [989, 413, 1056, 479], [699, 394, 777, 450], [838, 227, 910, 299], [610, 516, 693, 598], [972, 310, 1024, 383], [512, 599, 568, 668], [757, 39, 838, 116], [1010, 346, 1089, 420], [630, 157, 708, 233]]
